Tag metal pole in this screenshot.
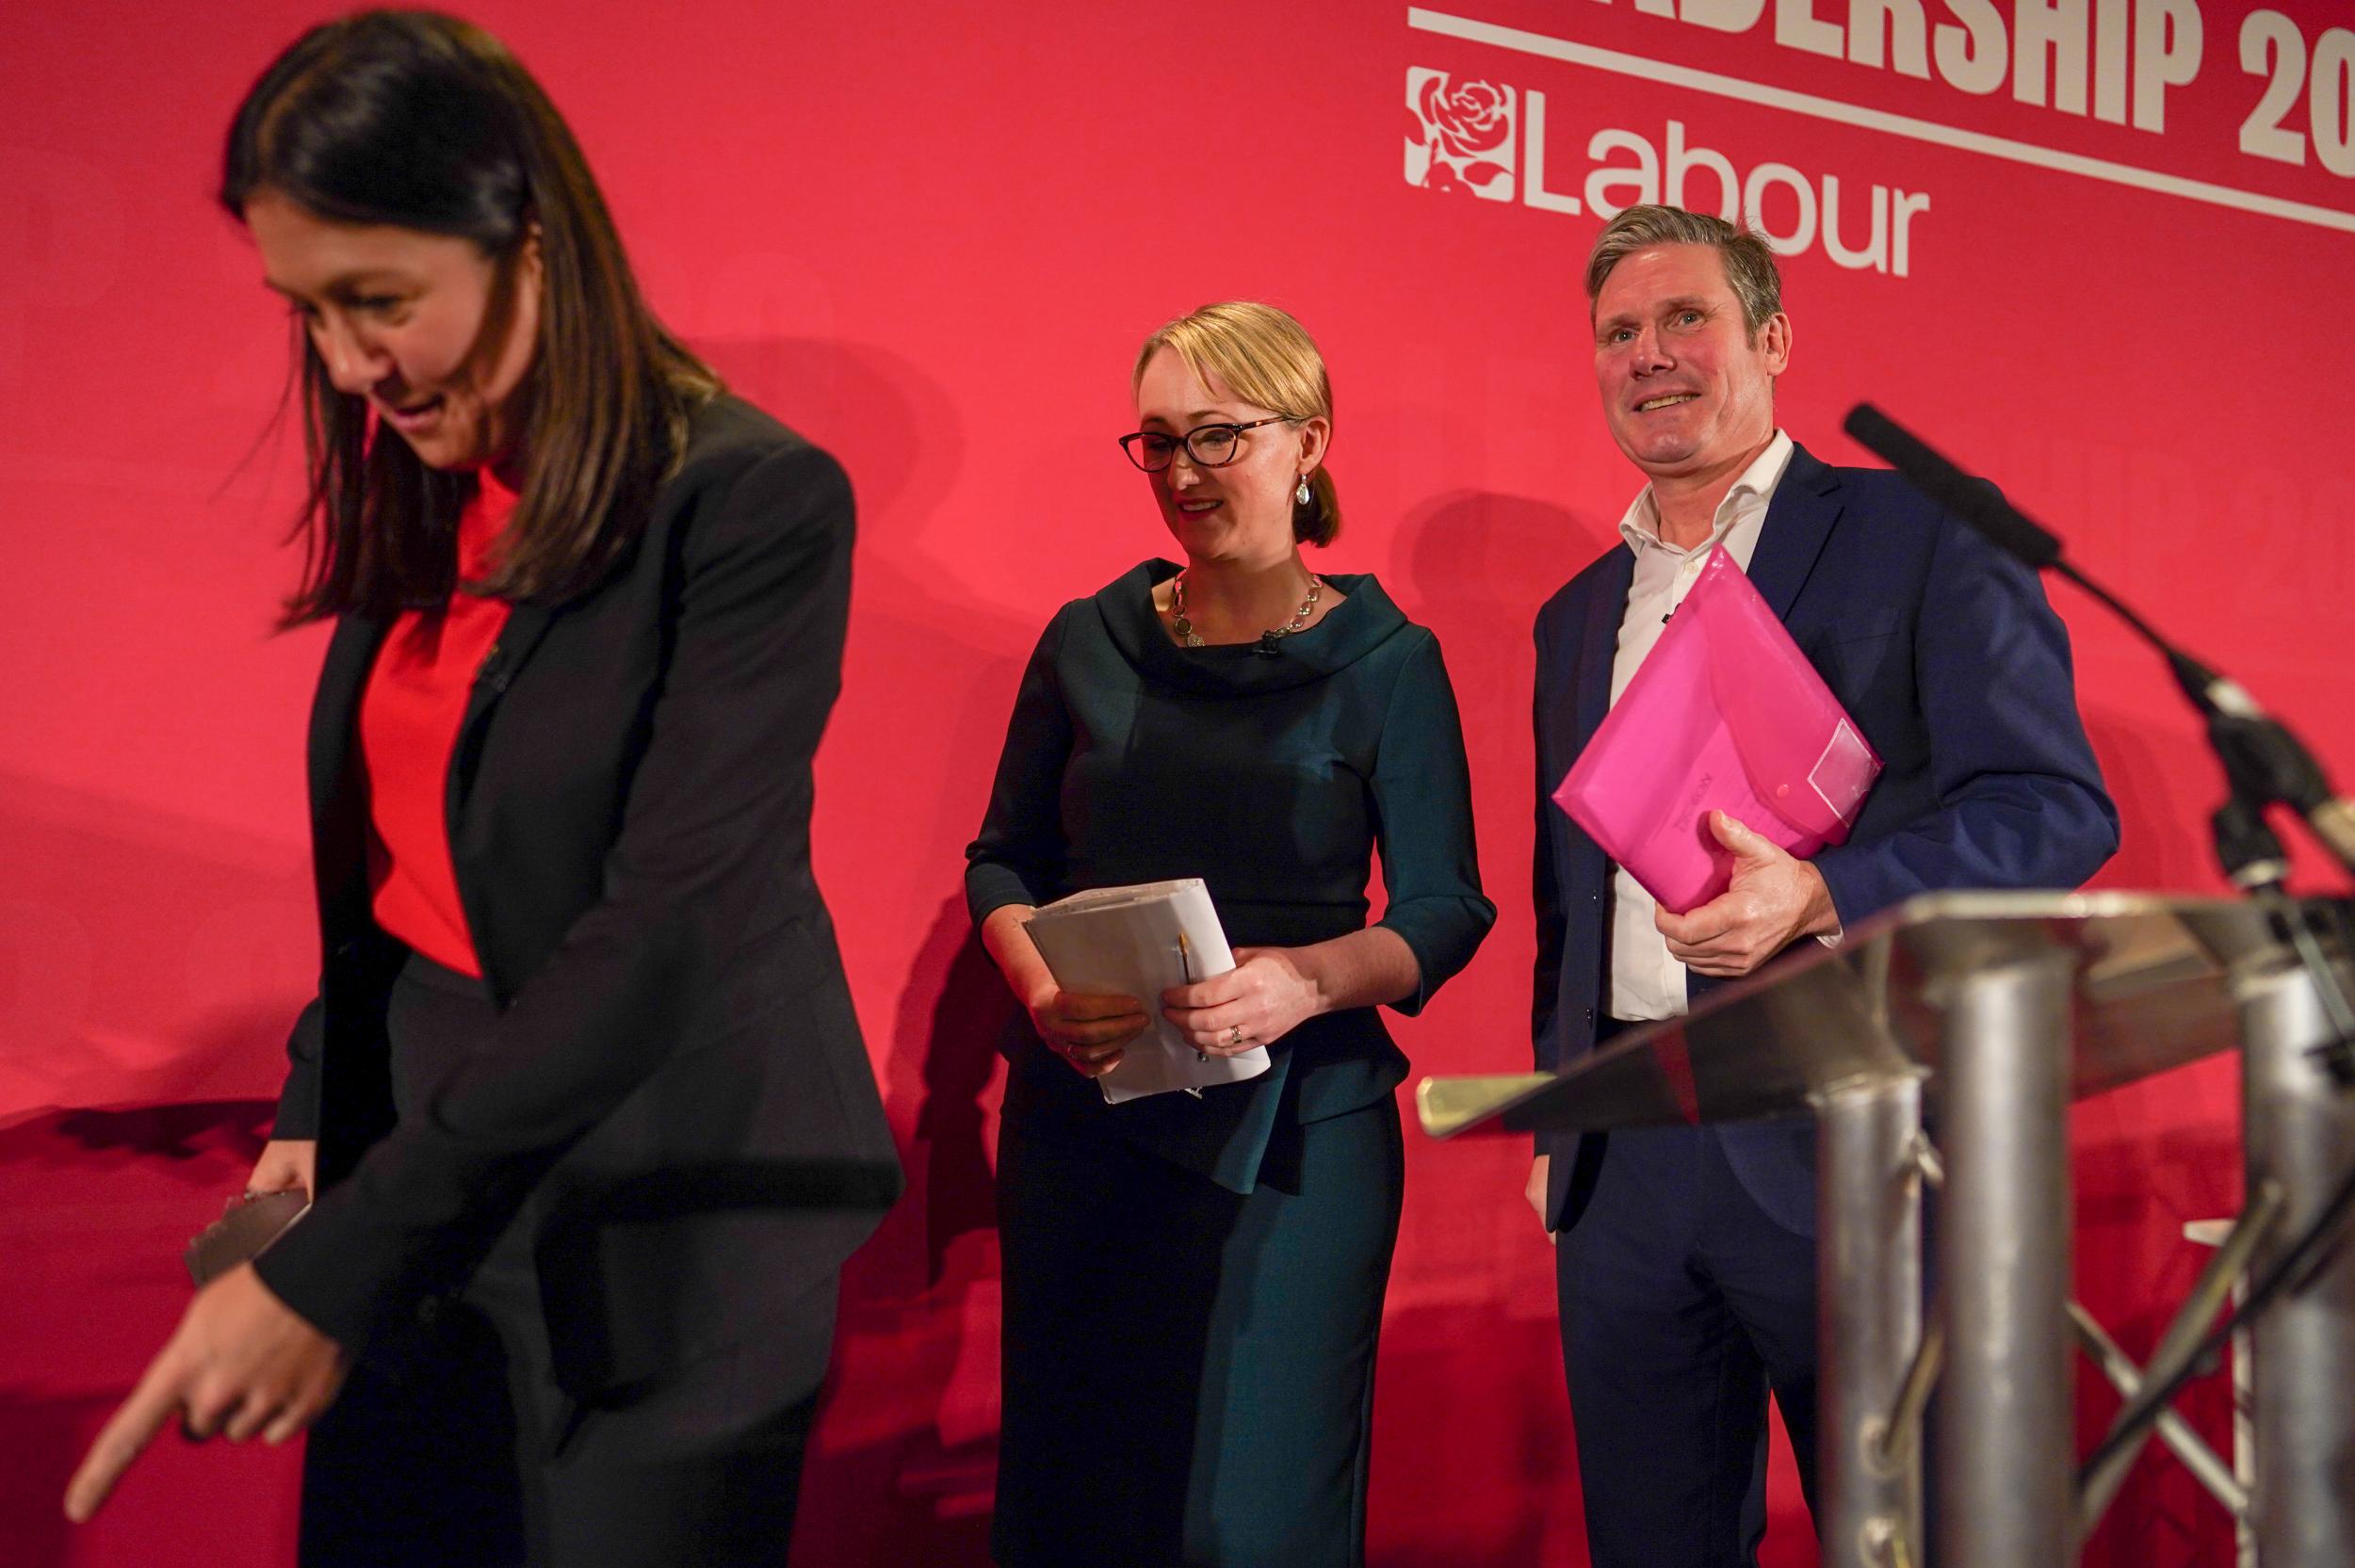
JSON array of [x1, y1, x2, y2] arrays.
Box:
[[2238, 950, 2355, 1568], [2075, 1183, 2280, 1536], [1815, 1075, 1925, 1568], [2070, 1300, 2249, 1519], [1875, 1312, 1943, 1477], [1936, 949, 2075, 1568]]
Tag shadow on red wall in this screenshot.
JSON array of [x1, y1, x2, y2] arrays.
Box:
[[0, 345, 2246, 1565]]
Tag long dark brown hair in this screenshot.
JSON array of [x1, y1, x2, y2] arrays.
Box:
[[221, 9, 720, 622]]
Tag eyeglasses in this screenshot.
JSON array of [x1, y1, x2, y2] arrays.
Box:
[[1117, 416, 1292, 473]]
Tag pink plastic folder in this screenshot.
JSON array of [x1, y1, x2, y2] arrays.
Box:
[[1553, 547, 1882, 914]]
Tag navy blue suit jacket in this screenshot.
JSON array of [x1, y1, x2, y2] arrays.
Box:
[[1532, 441, 2119, 1234]]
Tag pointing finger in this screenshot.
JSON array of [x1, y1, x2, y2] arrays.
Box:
[[64, 1363, 182, 1522]]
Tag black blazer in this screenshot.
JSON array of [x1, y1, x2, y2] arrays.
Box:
[[252, 396, 901, 1406]]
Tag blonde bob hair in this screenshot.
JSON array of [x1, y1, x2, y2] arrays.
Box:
[[1132, 300, 1340, 547]]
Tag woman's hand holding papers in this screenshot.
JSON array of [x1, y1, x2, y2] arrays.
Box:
[[1161, 949, 1303, 1057], [1162, 946, 1321, 1055], [1029, 985, 1151, 1078], [1653, 811, 1840, 978], [1161, 929, 1422, 1056], [245, 1139, 316, 1201], [979, 904, 1151, 1078]]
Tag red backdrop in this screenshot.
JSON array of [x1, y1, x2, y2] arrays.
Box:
[[6, 3, 2351, 1563]]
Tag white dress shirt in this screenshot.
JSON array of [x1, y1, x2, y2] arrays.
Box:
[[1605, 429, 1795, 1022]]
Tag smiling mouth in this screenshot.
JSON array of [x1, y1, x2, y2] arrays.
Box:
[[1176, 498, 1221, 515], [1636, 394, 1698, 412], [382, 396, 446, 427]]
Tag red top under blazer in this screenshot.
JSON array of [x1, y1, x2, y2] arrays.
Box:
[[356, 472, 517, 976]]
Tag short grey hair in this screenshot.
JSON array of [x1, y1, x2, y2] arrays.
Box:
[[1584, 205, 1784, 339]]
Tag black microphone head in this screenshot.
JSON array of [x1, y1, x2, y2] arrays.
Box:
[[1843, 403, 2063, 571], [1254, 631, 1283, 658]]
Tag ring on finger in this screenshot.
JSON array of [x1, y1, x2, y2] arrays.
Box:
[[1226, 1025, 1245, 1047]]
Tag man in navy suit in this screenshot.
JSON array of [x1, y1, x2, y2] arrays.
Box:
[[1528, 205, 2118, 1567]]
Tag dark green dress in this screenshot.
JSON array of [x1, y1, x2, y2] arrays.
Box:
[[967, 560, 1492, 1566]]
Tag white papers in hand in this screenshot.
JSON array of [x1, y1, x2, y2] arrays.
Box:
[[1022, 878, 1272, 1104]]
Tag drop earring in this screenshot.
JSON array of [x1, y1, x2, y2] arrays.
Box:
[[1294, 475, 1312, 507]]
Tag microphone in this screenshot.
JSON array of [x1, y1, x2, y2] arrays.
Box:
[[1842, 403, 2355, 881], [1253, 630, 1284, 659], [1843, 405, 2059, 569]]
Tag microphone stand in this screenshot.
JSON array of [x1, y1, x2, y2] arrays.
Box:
[[2171, 679, 2355, 1088], [1841, 404, 2355, 1506]]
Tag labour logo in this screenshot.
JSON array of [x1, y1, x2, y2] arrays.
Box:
[[1405, 71, 1515, 201]]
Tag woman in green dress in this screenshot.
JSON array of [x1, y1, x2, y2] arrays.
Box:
[[966, 300, 1494, 1566]]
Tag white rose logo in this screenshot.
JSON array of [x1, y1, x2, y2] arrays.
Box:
[[1405, 71, 1517, 202]]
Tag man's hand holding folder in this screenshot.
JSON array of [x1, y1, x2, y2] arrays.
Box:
[[1553, 546, 1878, 975], [1652, 808, 1842, 977]]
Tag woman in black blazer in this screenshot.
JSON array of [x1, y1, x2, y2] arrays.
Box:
[[65, 14, 898, 1563]]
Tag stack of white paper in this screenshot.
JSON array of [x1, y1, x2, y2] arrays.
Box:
[[1023, 878, 1272, 1104]]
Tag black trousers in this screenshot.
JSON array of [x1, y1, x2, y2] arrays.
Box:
[[299, 954, 818, 1568], [993, 1094, 1405, 1568], [1554, 1114, 1821, 1568]]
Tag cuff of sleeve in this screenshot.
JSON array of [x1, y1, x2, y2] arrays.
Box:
[[249, 1195, 385, 1353], [1811, 845, 1928, 943], [1376, 897, 1496, 1018], [965, 866, 1049, 930], [249, 1176, 457, 1356], [1372, 918, 1437, 1017], [1811, 849, 1874, 944]]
